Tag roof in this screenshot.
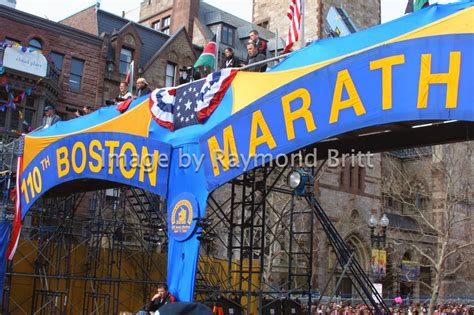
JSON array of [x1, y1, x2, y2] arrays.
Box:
[[388, 147, 433, 159], [198, 2, 284, 60], [0, 4, 103, 46], [143, 27, 196, 71], [386, 213, 419, 231], [96, 9, 170, 66]]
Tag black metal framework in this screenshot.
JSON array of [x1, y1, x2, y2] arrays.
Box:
[[1, 186, 168, 314], [304, 194, 390, 314], [196, 162, 391, 314], [196, 164, 315, 314]]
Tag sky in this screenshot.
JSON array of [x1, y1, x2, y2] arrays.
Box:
[[15, 0, 457, 25]]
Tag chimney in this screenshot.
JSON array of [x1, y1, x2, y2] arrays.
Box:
[[170, 0, 199, 37]]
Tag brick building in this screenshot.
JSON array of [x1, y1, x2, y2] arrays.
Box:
[[0, 4, 105, 137], [139, 0, 284, 65], [61, 5, 197, 100]]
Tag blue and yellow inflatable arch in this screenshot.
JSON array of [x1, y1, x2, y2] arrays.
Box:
[[1, 1, 474, 302]]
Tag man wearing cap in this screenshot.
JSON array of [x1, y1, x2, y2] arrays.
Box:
[[136, 77, 152, 98], [41, 105, 61, 129]]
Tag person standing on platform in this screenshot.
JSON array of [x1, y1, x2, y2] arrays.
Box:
[[221, 47, 240, 69], [249, 29, 267, 56], [245, 41, 267, 72], [41, 105, 61, 129], [135, 78, 152, 98], [116, 81, 133, 103]]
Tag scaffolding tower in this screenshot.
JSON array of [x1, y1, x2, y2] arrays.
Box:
[[196, 164, 316, 314], [1, 175, 168, 314]]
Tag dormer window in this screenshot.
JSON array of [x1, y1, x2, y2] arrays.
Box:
[[221, 24, 235, 46], [119, 48, 133, 76]]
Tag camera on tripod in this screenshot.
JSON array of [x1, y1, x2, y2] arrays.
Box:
[[66, 106, 85, 116]]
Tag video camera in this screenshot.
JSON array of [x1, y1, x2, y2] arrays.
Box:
[[66, 106, 85, 116]]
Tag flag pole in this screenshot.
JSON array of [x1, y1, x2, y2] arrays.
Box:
[[128, 60, 134, 95], [300, 0, 305, 49], [275, 28, 279, 58], [215, 27, 221, 71]]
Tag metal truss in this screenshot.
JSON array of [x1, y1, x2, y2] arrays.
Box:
[[196, 164, 315, 314], [1, 186, 168, 314]]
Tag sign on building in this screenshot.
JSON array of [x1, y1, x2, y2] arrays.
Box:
[[3, 47, 47, 77]]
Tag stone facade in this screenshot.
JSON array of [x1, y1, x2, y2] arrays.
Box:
[[253, 0, 380, 48], [380, 143, 473, 300], [139, 0, 173, 26]]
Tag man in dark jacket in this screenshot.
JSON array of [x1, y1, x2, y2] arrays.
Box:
[[245, 41, 267, 72], [249, 29, 267, 56], [221, 47, 240, 69], [135, 77, 152, 98], [41, 105, 61, 129], [143, 283, 176, 313]]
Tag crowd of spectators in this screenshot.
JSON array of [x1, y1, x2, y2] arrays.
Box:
[[305, 302, 474, 315], [38, 29, 272, 130]]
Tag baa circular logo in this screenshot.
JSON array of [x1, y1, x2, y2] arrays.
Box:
[[169, 193, 199, 241]]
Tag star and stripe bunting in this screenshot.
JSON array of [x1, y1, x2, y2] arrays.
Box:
[[149, 68, 238, 131]]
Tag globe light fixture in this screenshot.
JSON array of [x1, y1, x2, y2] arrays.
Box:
[[380, 213, 390, 227]]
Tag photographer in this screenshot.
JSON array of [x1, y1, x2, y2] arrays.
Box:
[[66, 105, 92, 117]]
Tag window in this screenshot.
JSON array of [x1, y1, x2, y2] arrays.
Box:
[[0, 89, 37, 133], [257, 20, 269, 30], [340, 164, 365, 194], [28, 38, 43, 51], [119, 48, 133, 75], [162, 16, 171, 35], [165, 62, 176, 87], [221, 24, 235, 46], [49, 52, 64, 71], [69, 58, 85, 92], [152, 20, 161, 31]]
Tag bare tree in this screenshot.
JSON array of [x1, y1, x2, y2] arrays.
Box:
[[382, 143, 473, 313]]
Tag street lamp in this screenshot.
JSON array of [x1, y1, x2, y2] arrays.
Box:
[[369, 213, 390, 287], [368, 213, 389, 247]]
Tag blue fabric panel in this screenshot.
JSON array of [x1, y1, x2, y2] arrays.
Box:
[[166, 143, 208, 301]]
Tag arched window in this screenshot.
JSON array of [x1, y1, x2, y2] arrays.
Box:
[[28, 38, 43, 51]]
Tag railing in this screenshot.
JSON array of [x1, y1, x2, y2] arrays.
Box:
[[46, 64, 60, 87]]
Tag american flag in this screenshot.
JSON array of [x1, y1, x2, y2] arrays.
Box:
[[150, 68, 238, 131], [284, 0, 303, 53]]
